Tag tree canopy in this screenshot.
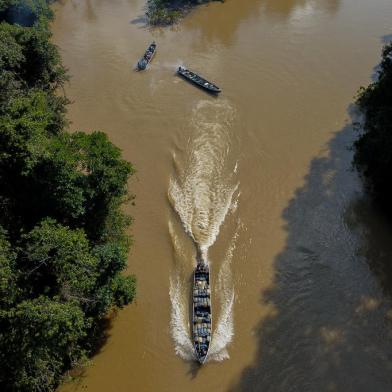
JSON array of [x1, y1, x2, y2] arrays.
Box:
[[147, 0, 218, 25], [353, 43, 392, 210], [0, 1, 136, 390]]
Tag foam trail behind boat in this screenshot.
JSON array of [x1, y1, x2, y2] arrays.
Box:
[[169, 99, 237, 262], [207, 222, 240, 362], [168, 220, 195, 360], [169, 99, 238, 361], [169, 275, 196, 360], [153, 60, 186, 71]]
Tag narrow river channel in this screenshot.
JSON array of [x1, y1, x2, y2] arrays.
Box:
[[53, 0, 392, 390]]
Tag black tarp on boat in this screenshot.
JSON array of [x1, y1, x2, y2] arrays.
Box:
[[137, 42, 156, 70], [178, 66, 221, 93], [193, 262, 212, 364]]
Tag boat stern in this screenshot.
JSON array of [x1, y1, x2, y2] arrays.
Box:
[[137, 59, 147, 70], [198, 354, 207, 364]]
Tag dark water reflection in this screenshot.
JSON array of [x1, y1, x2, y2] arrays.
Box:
[[230, 111, 392, 392], [349, 199, 392, 299], [382, 34, 392, 44]]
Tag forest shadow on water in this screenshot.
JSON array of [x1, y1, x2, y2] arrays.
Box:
[[382, 34, 392, 44], [230, 107, 392, 392]]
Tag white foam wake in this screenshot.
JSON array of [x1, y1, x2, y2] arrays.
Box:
[[169, 222, 240, 362], [153, 60, 186, 71], [169, 99, 237, 261], [169, 274, 196, 361], [168, 220, 195, 360], [169, 99, 239, 362], [207, 224, 240, 362]]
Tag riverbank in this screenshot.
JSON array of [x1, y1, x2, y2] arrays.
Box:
[[0, 1, 136, 390], [353, 42, 392, 211], [146, 0, 223, 25]]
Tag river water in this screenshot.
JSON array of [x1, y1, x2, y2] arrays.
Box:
[[52, 0, 392, 391]]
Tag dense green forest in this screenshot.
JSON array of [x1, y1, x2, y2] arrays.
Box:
[[0, 0, 136, 390], [147, 0, 220, 25], [354, 43, 392, 211]]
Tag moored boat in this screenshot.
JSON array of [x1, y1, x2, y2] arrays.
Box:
[[193, 262, 212, 364], [137, 41, 156, 70], [177, 66, 221, 94]]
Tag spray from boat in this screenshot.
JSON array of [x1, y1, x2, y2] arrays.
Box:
[[168, 99, 239, 362], [208, 225, 239, 361], [169, 220, 240, 362]]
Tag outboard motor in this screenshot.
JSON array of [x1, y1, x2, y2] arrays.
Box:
[[138, 58, 147, 70]]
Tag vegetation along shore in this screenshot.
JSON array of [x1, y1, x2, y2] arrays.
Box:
[[147, 0, 224, 25], [0, 0, 136, 390], [353, 43, 392, 212]]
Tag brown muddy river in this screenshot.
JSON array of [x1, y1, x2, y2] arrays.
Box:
[[53, 0, 392, 391]]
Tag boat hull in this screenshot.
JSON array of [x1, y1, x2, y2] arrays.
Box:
[[178, 66, 221, 94], [137, 42, 156, 70], [192, 262, 212, 364]]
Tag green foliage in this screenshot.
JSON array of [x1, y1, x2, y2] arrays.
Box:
[[0, 1, 136, 390], [111, 274, 137, 308], [0, 228, 19, 308], [0, 297, 86, 391], [0, 0, 53, 26], [0, 97, 133, 237], [353, 43, 392, 209], [93, 241, 128, 278], [147, 0, 216, 25], [21, 219, 99, 301], [48, 131, 134, 233], [147, 3, 181, 25], [0, 19, 67, 110], [0, 92, 58, 169], [0, 91, 67, 234], [15, 131, 135, 236]]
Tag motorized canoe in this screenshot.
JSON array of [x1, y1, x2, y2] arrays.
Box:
[[137, 42, 156, 70], [193, 262, 212, 364], [177, 66, 221, 94]]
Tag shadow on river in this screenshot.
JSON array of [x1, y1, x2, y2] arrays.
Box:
[[230, 106, 392, 391]]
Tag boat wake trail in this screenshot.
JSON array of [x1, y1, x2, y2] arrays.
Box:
[[169, 100, 238, 260], [208, 227, 239, 361], [169, 276, 196, 360], [168, 220, 195, 361], [168, 99, 239, 362]]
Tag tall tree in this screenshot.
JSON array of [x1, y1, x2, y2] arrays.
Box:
[[0, 1, 136, 390], [354, 43, 392, 209]]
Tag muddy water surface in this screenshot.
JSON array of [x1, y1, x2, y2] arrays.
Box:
[[52, 0, 392, 391]]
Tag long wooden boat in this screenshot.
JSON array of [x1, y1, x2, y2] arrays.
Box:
[[192, 262, 212, 364], [137, 41, 156, 70], [178, 66, 221, 94]]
